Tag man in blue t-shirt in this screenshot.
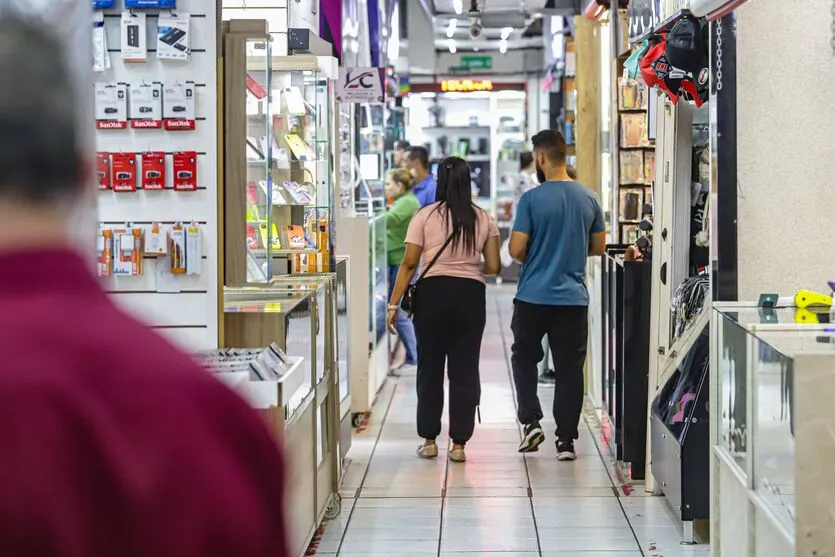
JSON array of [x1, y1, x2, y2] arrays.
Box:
[[508, 130, 606, 461], [404, 146, 437, 207]]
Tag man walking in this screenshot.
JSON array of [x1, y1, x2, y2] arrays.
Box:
[[508, 130, 606, 461], [403, 146, 437, 207], [0, 13, 289, 556]]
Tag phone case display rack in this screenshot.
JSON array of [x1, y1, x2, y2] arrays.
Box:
[[222, 284, 343, 557], [710, 303, 835, 557], [616, 70, 655, 244], [93, 0, 219, 352], [222, 20, 336, 286], [600, 247, 651, 481]]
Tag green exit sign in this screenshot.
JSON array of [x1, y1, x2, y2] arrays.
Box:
[[460, 55, 492, 70]]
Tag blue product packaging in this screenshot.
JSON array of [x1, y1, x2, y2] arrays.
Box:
[[93, 0, 115, 8], [125, 0, 176, 7]]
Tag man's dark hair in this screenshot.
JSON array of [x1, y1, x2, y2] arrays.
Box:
[[531, 130, 567, 165], [519, 151, 533, 171], [0, 14, 79, 203], [395, 140, 410, 151], [406, 146, 430, 170]]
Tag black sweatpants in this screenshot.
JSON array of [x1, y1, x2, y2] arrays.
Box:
[[511, 300, 588, 440], [413, 276, 486, 445]]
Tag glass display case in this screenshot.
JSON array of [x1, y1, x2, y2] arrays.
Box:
[[224, 23, 335, 285], [369, 212, 388, 352], [711, 303, 835, 557]]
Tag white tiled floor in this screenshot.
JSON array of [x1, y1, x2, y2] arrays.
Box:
[[319, 287, 710, 557]]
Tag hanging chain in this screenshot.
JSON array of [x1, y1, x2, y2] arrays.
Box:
[[715, 18, 724, 92]]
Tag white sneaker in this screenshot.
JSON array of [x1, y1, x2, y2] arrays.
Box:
[[416, 441, 438, 459]]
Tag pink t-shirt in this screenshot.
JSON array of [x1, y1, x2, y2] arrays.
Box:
[[405, 202, 500, 284]]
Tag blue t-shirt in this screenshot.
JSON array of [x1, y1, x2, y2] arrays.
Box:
[[513, 181, 605, 306], [412, 175, 437, 207]]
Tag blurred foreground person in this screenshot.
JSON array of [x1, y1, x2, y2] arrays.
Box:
[[0, 14, 288, 557]]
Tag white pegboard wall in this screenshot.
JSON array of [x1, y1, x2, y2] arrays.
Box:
[[95, 0, 218, 352]]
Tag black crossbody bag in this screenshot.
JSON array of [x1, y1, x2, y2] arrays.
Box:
[[400, 232, 455, 319]]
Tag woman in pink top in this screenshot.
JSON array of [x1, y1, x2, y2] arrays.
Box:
[[387, 157, 501, 463]]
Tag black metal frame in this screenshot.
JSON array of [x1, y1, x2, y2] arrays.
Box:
[[712, 14, 738, 302], [601, 246, 651, 480]]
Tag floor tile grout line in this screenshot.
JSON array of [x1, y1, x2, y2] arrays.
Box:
[[436, 441, 450, 557], [332, 382, 399, 556], [582, 411, 647, 556], [494, 291, 543, 557]]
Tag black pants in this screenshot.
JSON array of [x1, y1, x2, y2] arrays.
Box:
[[413, 276, 485, 445], [511, 300, 588, 440]]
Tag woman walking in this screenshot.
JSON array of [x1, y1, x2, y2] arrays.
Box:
[[387, 157, 501, 463], [385, 168, 420, 373]]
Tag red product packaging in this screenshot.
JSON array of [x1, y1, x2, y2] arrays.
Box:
[[141, 151, 166, 190], [111, 152, 137, 192], [172, 151, 198, 191], [96, 152, 111, 190]]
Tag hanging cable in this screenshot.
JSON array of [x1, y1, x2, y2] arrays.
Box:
[[671, 274, 710, 340]]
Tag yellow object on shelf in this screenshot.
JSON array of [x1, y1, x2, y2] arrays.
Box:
[[794, 290, 832, 309], [284, 133, 315, 161]]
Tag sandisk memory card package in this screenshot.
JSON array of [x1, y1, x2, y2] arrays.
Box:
[[172, 151, 197, 191], [141, 151, 166, 190]]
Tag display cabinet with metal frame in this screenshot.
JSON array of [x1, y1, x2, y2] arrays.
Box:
[[223, 21, 337, 285], [711, 303, 835, 557]]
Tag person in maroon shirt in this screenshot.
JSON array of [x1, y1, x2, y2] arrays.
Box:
[[0, 14, 289, 557]]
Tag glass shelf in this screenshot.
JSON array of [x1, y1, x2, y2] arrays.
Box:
[[226, 39, 335, 285]]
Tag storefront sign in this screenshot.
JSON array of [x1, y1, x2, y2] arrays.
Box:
[[460, 55, 492, 70], [336, 67, 385, 103], [440, 79, 493, 92], [627, 0, 662, 43]]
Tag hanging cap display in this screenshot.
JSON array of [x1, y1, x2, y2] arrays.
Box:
[[666, 16, 710, 95], [623, 39, 650, 80], [639, 35, 681, 103]]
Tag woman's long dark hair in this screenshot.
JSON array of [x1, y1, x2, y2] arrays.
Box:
[[433, 156, 478, 253]]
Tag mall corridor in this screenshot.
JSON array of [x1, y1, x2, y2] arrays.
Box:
[[316, 288, 709, 557]]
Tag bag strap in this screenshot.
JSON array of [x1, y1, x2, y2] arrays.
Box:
[[417, 232, 455, 282]]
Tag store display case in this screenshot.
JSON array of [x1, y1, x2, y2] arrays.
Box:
[[601, 246, 651, 480], [223, 21, 336, 285], [222, 290, 342, 557], [710, 303, 835, 557]]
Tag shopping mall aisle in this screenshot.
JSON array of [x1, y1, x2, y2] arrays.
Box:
[[318, 287, 709, 557]]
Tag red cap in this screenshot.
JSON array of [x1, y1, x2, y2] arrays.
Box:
[[640, 36, 680, 104]]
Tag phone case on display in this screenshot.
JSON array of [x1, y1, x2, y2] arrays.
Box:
[[97, 152, 111, 190], [169, 224, 187, 274], [112, 152, 137, 192], [141, 151, 166, 190], [172, 151, 198, 191]]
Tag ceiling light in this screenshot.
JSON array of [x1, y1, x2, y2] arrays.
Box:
[[500, 27, 512, 40], [499, 39, 507, 54], [446, 18, 457, 38], [473, 46, 480, 52], [453, 0, 463, 15], [448, 39, 457, 54]]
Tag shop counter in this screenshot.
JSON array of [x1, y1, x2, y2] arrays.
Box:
[[711, 303, 835, 557]]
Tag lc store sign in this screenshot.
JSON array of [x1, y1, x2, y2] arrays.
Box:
[[336, 67, 385, 103]]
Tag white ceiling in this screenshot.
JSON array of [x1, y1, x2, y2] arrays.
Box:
[[426, 0, 577, 53]]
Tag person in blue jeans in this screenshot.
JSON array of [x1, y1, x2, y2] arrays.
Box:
[[385, 169, 420, 372], [508, 130, 606, 462]]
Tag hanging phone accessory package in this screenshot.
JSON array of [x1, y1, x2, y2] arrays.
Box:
[[130, 82, 163, 128], [92, 12, 111, 72], [112, 152, 138, 192], [121, 11, 147, 62], [97, 152, 112, 190], [157, 12, 191, 61], [95, 82, 128, 129], [173, 151, 198, 191], [163, 82, 196, 130], [141, 152, 166, 190]]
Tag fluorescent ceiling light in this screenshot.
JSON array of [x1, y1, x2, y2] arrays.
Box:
[[446, 18, 457, 38], [499, 39, 507, 54], [448, 39, 457, 53], [453, 0, 463, 15], [500, 26, 512, 40]]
